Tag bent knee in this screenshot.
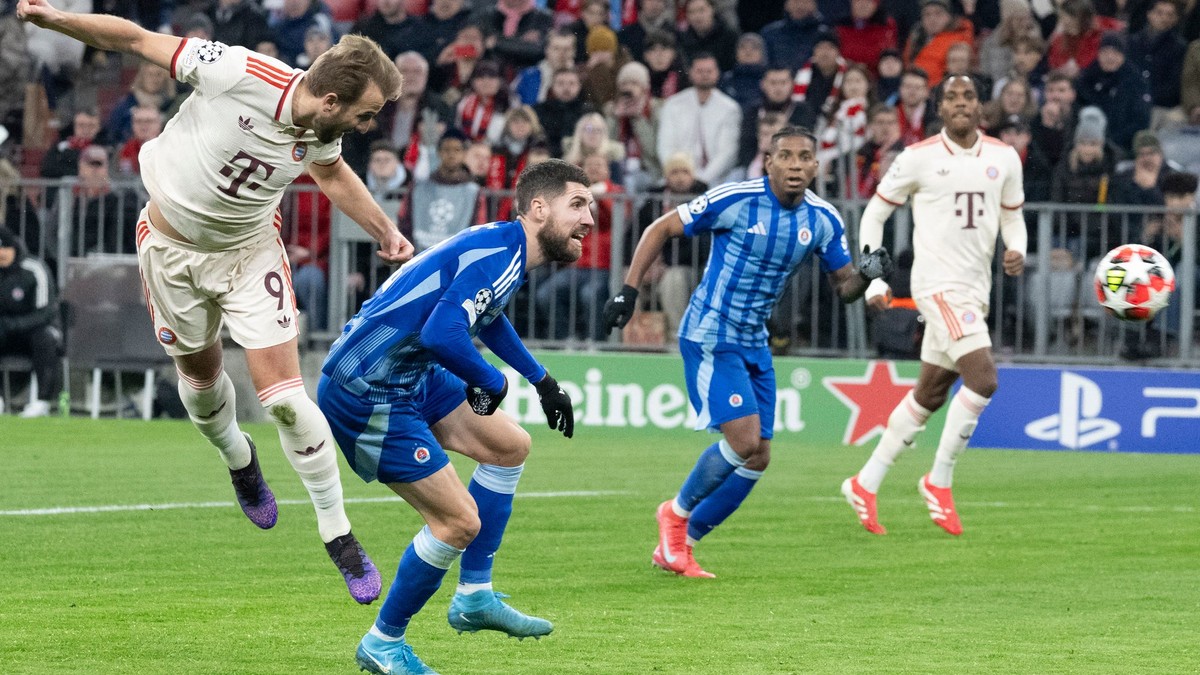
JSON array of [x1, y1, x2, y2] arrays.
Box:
[[743, 451, 770, 472], [433, 511, 481, 549]]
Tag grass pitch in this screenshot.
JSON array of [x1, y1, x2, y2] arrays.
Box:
[[1, 418, 1197, 674]]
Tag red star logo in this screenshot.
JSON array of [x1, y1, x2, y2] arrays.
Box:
[[822, 361, 916, 446]]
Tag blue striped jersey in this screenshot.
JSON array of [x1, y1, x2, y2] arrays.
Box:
[[676, 178, 852, 347], [321, 221, 528, 402]]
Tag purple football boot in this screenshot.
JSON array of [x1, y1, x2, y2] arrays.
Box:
[[228, 434, 278, 529], [325, 532, 382, 604]]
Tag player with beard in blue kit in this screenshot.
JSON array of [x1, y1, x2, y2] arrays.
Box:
[[318, 159, 586, 674], [604, 126, 893, 578]]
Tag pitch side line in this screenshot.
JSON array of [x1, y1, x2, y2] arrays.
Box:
[[0, 491, 631, 517]]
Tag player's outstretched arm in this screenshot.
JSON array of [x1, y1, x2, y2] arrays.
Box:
[[17, 0, 181, 71], [308, 158, 414, 264], [603, 209, 685, 331]]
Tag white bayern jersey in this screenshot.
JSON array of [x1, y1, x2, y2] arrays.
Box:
[[875, 128, 1024, 304], [139, 38, 341, 250]]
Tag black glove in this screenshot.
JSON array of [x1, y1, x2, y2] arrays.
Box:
[[465, 378, 508, 416], [534, 374, 574, 438], [858, 245, 895, 281], [603, 284, 639, 331]]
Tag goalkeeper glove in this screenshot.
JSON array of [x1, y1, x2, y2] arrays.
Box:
[[603, 284, 639, 331], [858, 245, 895, 281], [465, 378, 508, 416], [534, 373, 574, 438]]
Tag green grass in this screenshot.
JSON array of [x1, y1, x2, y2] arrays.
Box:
[[1, 418, 1197, 674]]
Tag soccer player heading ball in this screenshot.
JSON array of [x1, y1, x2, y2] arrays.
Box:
[[843, 75, 1027, 536], [18, 0, 414, 602], [318, 159, 582, 674], [605, 127, 893, 577]]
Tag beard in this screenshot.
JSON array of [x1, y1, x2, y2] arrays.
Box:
[[536, 213, 582, 264]]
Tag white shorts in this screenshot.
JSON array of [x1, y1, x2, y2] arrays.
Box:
[[135, 207, 298, 356], [915, 290, 991, 371]]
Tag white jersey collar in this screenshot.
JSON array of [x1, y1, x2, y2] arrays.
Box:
[[939, 127, 983, 157]]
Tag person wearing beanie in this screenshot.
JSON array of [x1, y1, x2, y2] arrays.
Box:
[[1052, 106, 1118, 258], [1077, 30, 1152, 151], [1112, 129, 1175, 212], [0, 226, 62, 418], [582, 24, 627, 109], [468, 0, 554, 70], [606, 60, 663, 184]]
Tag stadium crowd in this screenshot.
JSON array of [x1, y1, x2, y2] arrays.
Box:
[[1, 0, 1199, 349]]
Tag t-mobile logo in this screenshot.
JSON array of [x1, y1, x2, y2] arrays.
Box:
[[954, 191, 985, 229], [1025, 372, 1121, 449]]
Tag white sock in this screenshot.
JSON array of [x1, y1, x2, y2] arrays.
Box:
[[177, 370, 251, 470], [368, 625, 404, 642], [260, 379, 351, 542], [457, 582, 493, 595], [930, 387, 991, 488], [858, 391, 932, 493]]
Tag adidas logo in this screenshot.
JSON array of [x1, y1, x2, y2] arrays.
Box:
[[937, 168, 950, 176], [239, 116, 254, 131], [747, 222, 767, 236], [277, 315, 291, 329]]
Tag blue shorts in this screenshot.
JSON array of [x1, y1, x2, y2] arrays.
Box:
[[680, 338, 775, 440], [317, 367, 465, 484]]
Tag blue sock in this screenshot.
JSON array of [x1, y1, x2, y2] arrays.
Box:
[[676, 440, 745, 513], [460, 464, 524, 586], [687, 467, 764, 542], [375, 526, 463, 638]]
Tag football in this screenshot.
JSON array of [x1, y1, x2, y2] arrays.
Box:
[[1093, 244, 1176, 322]]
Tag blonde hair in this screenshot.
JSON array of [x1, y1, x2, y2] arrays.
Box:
[[306, 34, 404, 104], [563, 112, 624, 165]]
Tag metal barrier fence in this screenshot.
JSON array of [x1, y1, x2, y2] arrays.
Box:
[[2, 177, 1196, 367]]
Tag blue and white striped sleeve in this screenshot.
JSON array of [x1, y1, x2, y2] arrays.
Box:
[[676, 179, 761, 237]]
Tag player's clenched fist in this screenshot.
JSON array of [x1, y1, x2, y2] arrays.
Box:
[[17, 0, 61, 27], [377, 228, 414, 265], [602, 284, 639, 331], [1003, 249, 1025, 276]]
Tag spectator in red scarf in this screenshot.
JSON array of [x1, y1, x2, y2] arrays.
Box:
[[895, 67, 936, 145], [116, 106, 162, 176], [41, 109, 101, 179], [791, 32, 847, 130], [454, 60, 510, 143], [836, 0, 899, 74], [643, 30, 686, 100], [487, 106, 544, 219]]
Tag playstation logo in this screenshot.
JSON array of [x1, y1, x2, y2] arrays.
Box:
[[1025, 372, 1120, 449], [239, 116, 254, 131]]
